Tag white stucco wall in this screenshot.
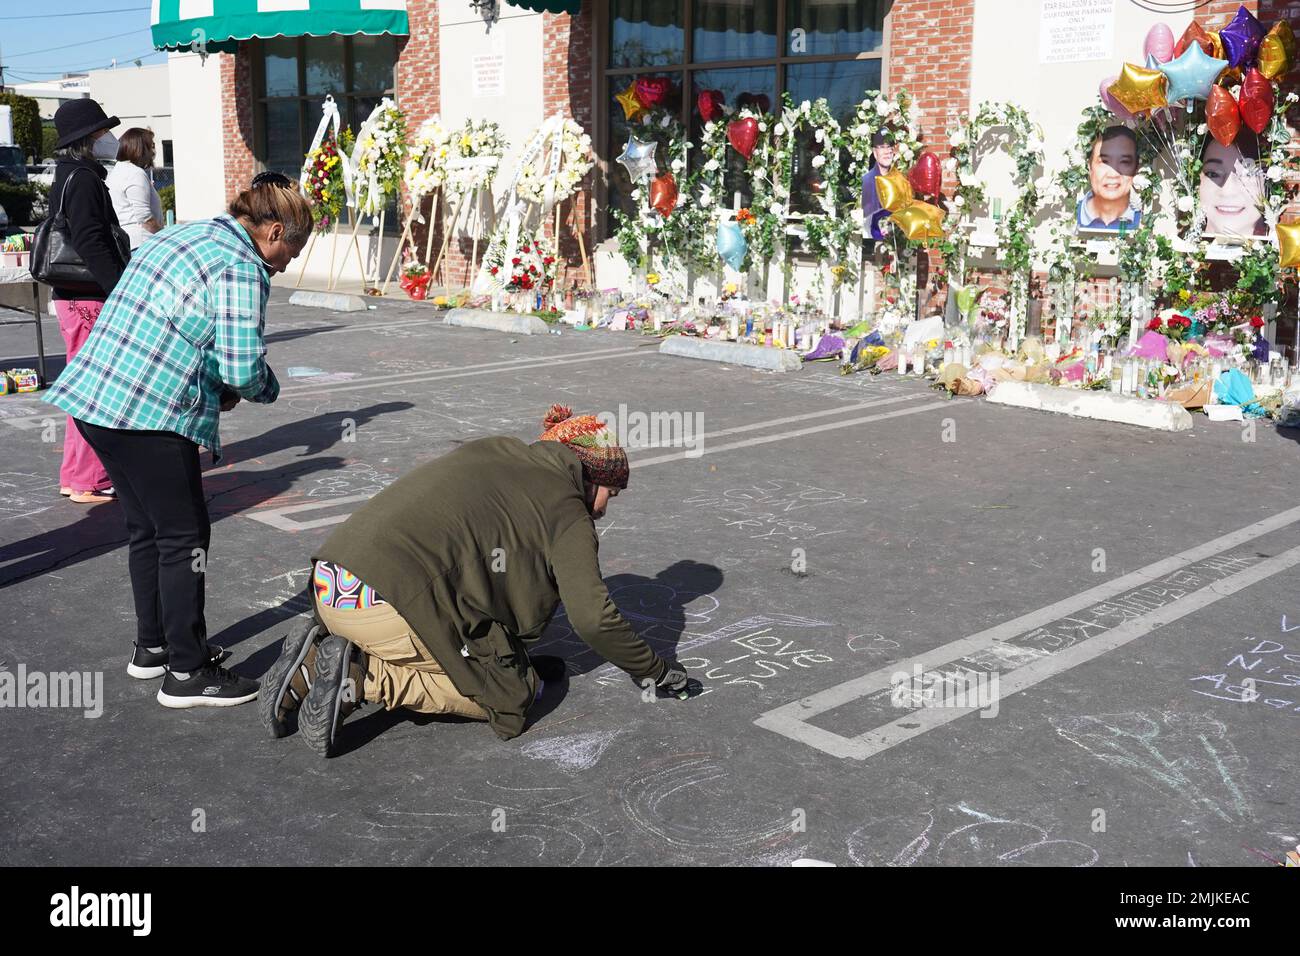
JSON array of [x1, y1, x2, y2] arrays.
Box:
[[88, 64, 173, 156], [167, 51, 227, 221]]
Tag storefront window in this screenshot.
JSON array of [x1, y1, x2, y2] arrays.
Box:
[[602, 0, 888, 236], [693, 0, 777, 63], [785, 0, 886, 57], [253, 34, 396, 178], [610, 0, 684, 68]]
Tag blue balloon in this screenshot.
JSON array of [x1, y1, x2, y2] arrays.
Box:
[[1160, 41, 1228, 104], [717, 221, 747, 272]]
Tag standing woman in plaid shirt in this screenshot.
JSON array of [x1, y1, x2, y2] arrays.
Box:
[[46, 173, 311, 709]]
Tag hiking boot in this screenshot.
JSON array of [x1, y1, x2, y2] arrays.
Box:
[[299, 635, 367, 758], [128, 643, 229, 680], [156, 664, 260, 709], [258, 622, 327, 738]]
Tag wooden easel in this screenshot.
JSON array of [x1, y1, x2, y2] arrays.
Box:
[[379, 185, 442, 296]]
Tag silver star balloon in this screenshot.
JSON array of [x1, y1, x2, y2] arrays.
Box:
[[616, 135, 658, 183]]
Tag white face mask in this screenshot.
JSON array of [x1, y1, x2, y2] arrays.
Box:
[[92, 132, 119, 161]]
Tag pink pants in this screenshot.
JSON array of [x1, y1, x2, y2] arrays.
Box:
[[55, 299, 112, 493]]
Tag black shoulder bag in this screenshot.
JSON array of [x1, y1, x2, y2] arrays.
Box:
[[30, 167, 131, 294]]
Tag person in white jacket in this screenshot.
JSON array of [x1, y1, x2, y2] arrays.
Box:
[[106, 128, 164, 249]]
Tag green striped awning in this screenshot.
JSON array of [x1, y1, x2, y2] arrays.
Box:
[[151, 0, 409, 53]]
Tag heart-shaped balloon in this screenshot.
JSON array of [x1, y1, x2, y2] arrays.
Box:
[[717, 221, 747, 272], [892, 201, 946, 242], [875, 168, 913, 212], [1099, 75, 1135, 120], [1259, 20, 1296, 80], [635, 77, 673, 110], [649, 171, 678, 218], [1240, 67, 1274, 134], [1174, 21, 1211, 59], [1220, 5, 1265, 69], [727, 117, 760, 160], [698, 89, 725, 123], [1205, 84, 1241, 147], [1144, 22, 1175, 64], [908, 151, 942, 197]]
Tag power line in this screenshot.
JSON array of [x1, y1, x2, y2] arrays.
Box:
[[7, 50, 165, 76], [0, 7, 149, 20], [7, 28, 149, 60]]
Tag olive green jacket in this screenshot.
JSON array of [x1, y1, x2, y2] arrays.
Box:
[[314, 436, 664, 739]]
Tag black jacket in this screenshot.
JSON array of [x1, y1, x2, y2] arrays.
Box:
[[50, 157, 127, 300]]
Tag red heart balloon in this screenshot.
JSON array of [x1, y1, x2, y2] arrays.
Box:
[[650, 172, 678, 218], [727, 117, 760, 161], [698, 89, 725, 123], [635, 77, 672, 110], [1206, 85, 1241, 147], [908, 151, 943, 197], [1239, 68, 1273, 134]]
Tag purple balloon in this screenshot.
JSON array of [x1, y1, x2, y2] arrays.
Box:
[[1144, 22, 1175, 64], [1220, 5, 1265, 69], [1099, 75, 1135, 120]]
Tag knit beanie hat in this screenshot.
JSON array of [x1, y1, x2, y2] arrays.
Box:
[[538, 404, 630, 490]]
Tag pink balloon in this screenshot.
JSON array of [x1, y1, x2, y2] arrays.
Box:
[[1143, 22, 1175, 64], [1099, 75, 1135, 119]]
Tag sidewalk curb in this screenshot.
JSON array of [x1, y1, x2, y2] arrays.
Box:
[[658, 336, 803, 372]]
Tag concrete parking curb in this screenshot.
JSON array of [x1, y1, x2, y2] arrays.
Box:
[[443, 308, 550, 335], [658, 336, 803, 372], [288, 291, 369, 312], [987, 381, 1194, 431]]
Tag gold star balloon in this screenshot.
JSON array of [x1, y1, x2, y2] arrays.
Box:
[[1259, 21, 1296, 80], [615, 82, 647, 122], [892, 201, 946, 242], [1108, 62, 1169, 115], [1278, 221, 1300, 269], [874, 169, 913, 213]]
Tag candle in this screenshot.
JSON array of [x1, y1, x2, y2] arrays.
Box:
[[898, 351, 909, 375], [728, 315, 739, 341], [841, 346, 851, 366]]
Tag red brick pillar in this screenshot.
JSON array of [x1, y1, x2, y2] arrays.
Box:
[[221, 50, 257, 205], [398, 0, 441, 270], [543, 6, 596, 291]]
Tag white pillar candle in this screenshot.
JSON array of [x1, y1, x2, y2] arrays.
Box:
[[728, 315, 739, 341], [897, 351, 909, 374], [841, 346, 851, 366]]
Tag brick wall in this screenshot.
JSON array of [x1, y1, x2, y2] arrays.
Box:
[[540, 6, 597, 291], [399, 0, 443, 274], [220, 51, 257, 205], [888, 0, 976, 197]]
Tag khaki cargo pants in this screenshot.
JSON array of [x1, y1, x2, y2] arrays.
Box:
[[316, 599, 488, 720]]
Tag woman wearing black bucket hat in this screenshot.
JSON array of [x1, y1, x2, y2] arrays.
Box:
[[48, 99, 128, 505]]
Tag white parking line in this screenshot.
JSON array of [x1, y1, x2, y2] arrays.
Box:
[[754, 502, 1300, 759], [282, 345, 653, 397]]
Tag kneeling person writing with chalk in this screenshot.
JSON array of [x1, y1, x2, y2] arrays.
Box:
[[260, 405, 691, 755]]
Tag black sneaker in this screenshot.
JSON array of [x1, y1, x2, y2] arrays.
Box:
[[299, 635, 366, 757], [128, 643, 229, 680], [258, 622, 326, 739], [156, 664, 260, 709]]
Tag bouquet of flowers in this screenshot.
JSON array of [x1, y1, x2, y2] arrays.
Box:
[[485, 229, 556, 294], [302, 128, 352, 233], [404, 116, 452, 200], [1145, 312, 1192, 341], [353, 99, 408, 217], [517, 118, 593, 205], [445, 119, 507, 199], [399, 260, 430, 300]]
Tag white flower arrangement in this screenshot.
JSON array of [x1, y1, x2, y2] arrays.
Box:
[[353, 99, 408, 216], [444, 118, 507, 199], [515, 118, 593, 206], [403, 115, 452, 198]]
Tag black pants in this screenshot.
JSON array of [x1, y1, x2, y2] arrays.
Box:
[[74, 420, 211, 672]]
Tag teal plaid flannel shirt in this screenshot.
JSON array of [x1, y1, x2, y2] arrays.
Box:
[[46, 215, 279, 461]]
